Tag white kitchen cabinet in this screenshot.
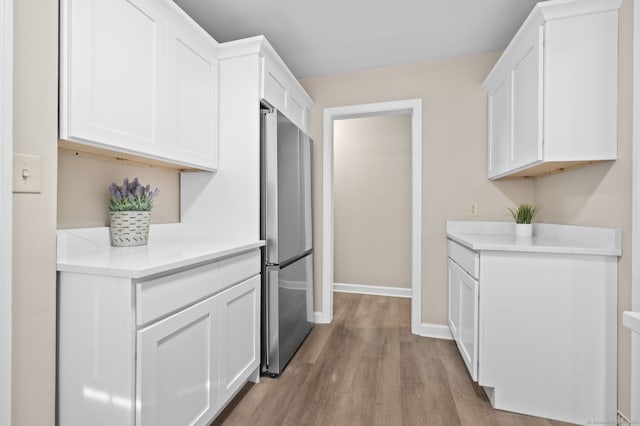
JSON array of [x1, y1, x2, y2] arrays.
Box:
[[60, 0, 166, 156], [487, 78, 510, 177], [446, 222, 620, 425], [218, 275, 260, 403], [57, 246, 261, 426], [447, 240, 480, 381], [260, 52, 309, 132], [165, 21, 219, 169], [137, 296, 220, 426], [219, 36, 313, 133], [60, 0, 220, 171], [447, 259, 461, 341], [483, 0, 621, 180], [509, 25, 543, 170], [447, 259, 478, 381]]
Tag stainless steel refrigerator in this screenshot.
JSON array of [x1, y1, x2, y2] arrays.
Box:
[[260, 107, 314, 376]]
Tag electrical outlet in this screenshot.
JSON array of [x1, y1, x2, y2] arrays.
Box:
[[467, 201, 479, 217], [13, 153, 42, 193]]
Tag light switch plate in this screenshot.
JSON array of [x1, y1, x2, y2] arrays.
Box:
[[13, 153, 42, 193]]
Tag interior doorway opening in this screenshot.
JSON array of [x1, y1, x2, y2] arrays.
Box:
[[321, 99, 422, 335], [332, 113, 412, 298]]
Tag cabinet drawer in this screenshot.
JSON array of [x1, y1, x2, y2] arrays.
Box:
[[218, 250, 261, 290], [447, 240, 479, 279], [136, 250, 261, 327], [137, 262, 221, 327]]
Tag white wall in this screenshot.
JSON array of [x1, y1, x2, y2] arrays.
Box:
[[57, 151, 180, 228], [301, 52, 535, 323], [333, 114, 411, 289]]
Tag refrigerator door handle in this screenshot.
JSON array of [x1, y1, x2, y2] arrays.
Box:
[[262, 265, 281, 376], [263, 268, 270, 369]]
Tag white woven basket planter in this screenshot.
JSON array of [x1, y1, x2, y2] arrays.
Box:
[[109, 211, 151, 247]]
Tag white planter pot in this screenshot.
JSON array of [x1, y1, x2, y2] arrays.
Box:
[[109, 211, 151, 247], [515, 223, 533, 238]]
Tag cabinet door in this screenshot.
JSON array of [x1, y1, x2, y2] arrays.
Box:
[[61, 0, 166, 155], [166, 22, 219, 170], [137, 296, 219, 426], [458, 264, 479, 381], [487, 78, 510, 179], [218, 275, 260, 403], [447, 259, 461, 341], [448, 260, 479, 381], [510, 26, 543, 169]]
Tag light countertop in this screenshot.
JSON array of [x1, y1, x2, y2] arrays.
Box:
[[57, 224, 265, 279], [446, 221, 622, 256]]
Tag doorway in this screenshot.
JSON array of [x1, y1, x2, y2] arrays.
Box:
[[333, 114, 412, 298], [321, 99, 422, 335]]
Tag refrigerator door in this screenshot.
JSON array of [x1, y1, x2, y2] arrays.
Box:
[[262, 110, 313, 265], [276, 118, 305, 263], [261, 109, 280, 263], [263, 252, 314, 376]]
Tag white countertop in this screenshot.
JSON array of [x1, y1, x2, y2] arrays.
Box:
[[57, 224, 265, 279], [446, 221, 622, 256]]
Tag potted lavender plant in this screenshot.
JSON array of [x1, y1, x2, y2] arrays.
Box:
[[108, 177, 159, 247]]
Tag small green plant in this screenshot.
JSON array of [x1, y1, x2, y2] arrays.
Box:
[[508, 203, 539, 224], [108, 177, 159, 212]]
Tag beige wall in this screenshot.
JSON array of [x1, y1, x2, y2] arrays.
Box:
[[301, 52, 535, 324], [12, 0, 58, 423], [334, 114, 411, 288], [533, 0, 633, 417], [57, 151, 180, 228]]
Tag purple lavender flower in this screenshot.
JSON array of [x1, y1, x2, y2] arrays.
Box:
[[108, 177, 160, 212]]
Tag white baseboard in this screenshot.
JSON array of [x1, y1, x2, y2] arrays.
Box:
[[415, 322, 453, 340], [313, 311, 329, 324], [333, 282, 412, 298]]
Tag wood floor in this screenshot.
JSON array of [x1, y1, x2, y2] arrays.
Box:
[[212, 292, 571, 426]]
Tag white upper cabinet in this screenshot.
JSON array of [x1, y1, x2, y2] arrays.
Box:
[[483, 0, 621, 180], [60, 0, 220, 171], [219, 36, 313, 133], [260, 49, 311, 132], [165, 21, 219, 169], [60, 0, 167, 156]]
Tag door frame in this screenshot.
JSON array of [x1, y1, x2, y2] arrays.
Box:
[[631, 0, 640, 420], [320, 99, 423, 335], [0, 0, 12, 423]]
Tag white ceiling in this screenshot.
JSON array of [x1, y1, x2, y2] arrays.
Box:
[[173, 0, 541, 79]]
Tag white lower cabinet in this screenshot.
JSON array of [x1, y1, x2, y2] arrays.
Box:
[[218, 276, 260, 403], [137, 296, 220, 426], [448, 259, 478, 381], [447, 238, 617, 425], [58, 249, 261, 426]]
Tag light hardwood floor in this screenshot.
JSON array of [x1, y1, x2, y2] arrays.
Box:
[[212, 292, 571, 426]]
